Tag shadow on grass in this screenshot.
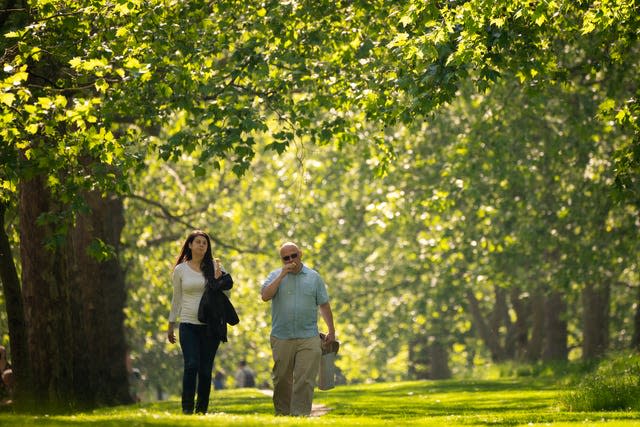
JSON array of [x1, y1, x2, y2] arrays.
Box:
[[0, 390, 280, 427], [340, 378, 560, 395], [144, 389, 274, 416]]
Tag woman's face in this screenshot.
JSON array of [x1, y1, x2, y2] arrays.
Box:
[[189, 235, 208, 258]]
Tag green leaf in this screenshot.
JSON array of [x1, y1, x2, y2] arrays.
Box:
[[386, 33, 410, 49], [0, 93, 15, 106]]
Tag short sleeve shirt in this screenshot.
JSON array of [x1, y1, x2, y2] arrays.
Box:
[[261, 265, 329, 339]]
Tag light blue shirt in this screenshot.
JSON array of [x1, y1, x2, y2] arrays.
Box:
[[261, 265, 329, 339]]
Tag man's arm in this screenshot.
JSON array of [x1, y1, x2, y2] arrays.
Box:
[[260, 268, 285, 301], [319, 302, 335, 343], [261, 272, 284, 301], [262, 262, 300, 301]]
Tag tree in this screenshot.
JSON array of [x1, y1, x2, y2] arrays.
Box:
[[2, 0, 639, 410], [0, 201, 29, 403]]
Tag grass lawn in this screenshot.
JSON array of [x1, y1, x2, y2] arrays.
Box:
[[1, 378, 639, 426]]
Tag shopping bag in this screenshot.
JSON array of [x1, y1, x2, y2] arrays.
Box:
[[318, 336, 340, 391]]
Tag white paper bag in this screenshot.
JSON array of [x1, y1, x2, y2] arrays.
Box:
[[318, 338, 339, 390]]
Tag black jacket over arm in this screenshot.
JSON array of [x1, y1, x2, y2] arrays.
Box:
[[197, 272, 239, 342]]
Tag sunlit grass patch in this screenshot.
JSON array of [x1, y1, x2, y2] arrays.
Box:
[[316, 379, 560, 417], [1, 379, 640, 426]]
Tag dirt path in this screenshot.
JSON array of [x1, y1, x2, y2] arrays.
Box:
[[258, 389, 331, 417]]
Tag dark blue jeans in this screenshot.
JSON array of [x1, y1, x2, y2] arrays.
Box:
[[179, 323, 220, 414]]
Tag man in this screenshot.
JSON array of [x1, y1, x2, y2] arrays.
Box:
[[261, 242, 336, 416]]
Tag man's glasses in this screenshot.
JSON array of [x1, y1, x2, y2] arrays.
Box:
[[282, 253, 299, 262]]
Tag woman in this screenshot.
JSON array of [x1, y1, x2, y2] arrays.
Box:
[[167, 230, 233, 414]]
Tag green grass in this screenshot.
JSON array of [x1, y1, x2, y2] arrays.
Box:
[[559, 353, 640, 412], [1, 379, 640, 426]]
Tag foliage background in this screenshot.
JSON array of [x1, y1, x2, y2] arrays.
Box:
[[0, 0, 638, 406]]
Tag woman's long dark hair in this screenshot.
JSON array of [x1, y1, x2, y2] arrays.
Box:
[[175, 230, 215, 284]]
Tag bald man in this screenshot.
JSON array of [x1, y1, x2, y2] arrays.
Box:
[[261, 242, 336, 416]]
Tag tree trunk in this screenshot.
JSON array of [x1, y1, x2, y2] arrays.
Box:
[[582, 282, 610, 360], [0, 201, 32, 406], [19, 175, 131, 411], [633, 283, 640, 350], [408, 336, 429, 380], [466, 290, 505, 361], [489, 286, 504, 341], [408, 334, 451, 380], [428, 338, 451, 380], [542, 291, 568, 361], [493, 286, 515, 359], [635, 214, 640, 350], [525, 290, 544, 362], [509, 287, 530, 360], [68, 191, 131, 407], [20, 175, 77, 411]]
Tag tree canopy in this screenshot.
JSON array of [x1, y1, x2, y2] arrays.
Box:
[[2, 1, 638, 202]]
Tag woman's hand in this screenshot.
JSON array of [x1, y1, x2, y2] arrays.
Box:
[[167, 323, 176, 344], [214, 258, 222, 279]]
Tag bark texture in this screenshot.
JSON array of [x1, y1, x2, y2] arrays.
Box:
[[18, 175, 131, 411], [0, 201, 32, 405], [582, 282, 610, 360], [542, 291, 568, 361]]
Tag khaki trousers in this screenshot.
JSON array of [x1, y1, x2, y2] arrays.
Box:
[[270, 335, 322, 416]]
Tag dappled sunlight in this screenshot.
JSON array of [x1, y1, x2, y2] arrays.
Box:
[[2, 379, 640, 426], [1, 0, 639, 421]]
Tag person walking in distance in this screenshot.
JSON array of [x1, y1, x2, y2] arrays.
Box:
[[234, 360, 256, 388], [0, 346, 14, 404], [261, 242, 336, 416], [167, 230, 233, 414]]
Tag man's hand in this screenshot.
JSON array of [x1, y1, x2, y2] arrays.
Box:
[[282, 261, 298, 274], [323, 331, 336, 344]]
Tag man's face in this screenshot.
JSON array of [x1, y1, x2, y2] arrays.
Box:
[[280, 246, 300, 265]]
